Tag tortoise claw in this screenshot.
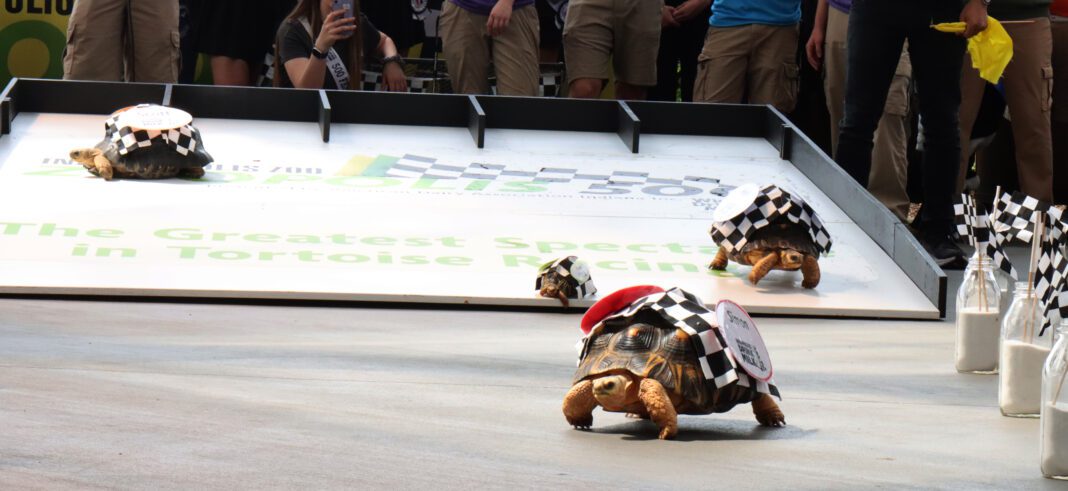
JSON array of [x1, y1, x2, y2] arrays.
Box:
[[556, 291, 570, 308]]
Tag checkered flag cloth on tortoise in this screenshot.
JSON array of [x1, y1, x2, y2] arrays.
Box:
[[103, 105, 201, 157], [535, 256, 596, 298], [577, 287, 779, 398], [709, 185, 832, 256]]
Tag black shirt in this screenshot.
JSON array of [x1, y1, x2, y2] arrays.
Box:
[[276, 15, 381, 89]]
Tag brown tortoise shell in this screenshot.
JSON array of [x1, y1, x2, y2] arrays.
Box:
[[573, 322, 761, 415], [728, 219, 819, 266]]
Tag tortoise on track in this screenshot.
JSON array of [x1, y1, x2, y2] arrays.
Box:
[[710, 219, 821, 288], [70, 145, 207, 181], [70, 105, 212, 181], [562, 322, 784, 440]]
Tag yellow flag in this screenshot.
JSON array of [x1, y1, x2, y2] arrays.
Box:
[[932, 17, 1014, 83]]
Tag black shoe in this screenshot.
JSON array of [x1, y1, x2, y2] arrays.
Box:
[[922, 233, 967, 270]]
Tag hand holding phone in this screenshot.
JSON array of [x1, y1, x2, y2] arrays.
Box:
[[331, 0, 356, 39]]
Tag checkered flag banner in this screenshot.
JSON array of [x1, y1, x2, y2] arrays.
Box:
[[535, 256, 596, 299], [994, 191, 1068, 243], [578, 288, 779, 399], [709, 185, 832, 256]]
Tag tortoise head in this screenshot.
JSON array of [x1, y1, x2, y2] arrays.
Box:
[[539, 276, 574, 307], [779, 249, 804, 269], [592, 373, 640, 410], [69, 148, 98, 168]]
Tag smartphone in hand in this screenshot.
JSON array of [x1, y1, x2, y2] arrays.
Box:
[[331, 0, 356, 38]]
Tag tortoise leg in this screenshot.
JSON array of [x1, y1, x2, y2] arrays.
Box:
[[639, 378, 678, 440], [625, 410, 650, 420], [752, 393, 785, 427], [182, 167, 206, 179], [556, 290, 570, 308], [801, 255, 821, 289], [748, 252, 779, 285], [709, 248, 728, 271], [93, 153, 114, 181], [562, 380, 597, 430]]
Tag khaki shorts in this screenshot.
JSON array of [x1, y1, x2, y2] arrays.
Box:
[[563, 0, 663, 87], [693, 24, 798, 113]]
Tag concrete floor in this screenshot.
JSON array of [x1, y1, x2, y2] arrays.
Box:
[[1, 268, 1066, 489]]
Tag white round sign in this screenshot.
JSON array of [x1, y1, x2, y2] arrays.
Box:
[[570, 260, 590, 283], [712, 183, 761, 222], [116, 105, 193, 131], [716, 300, 773, 381]]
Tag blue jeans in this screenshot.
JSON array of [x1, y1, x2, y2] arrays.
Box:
[[835, 0, 966, 235]]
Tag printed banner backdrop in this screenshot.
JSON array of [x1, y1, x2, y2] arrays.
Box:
[[0, 1, 72, 84], [0, 112, 938, 318]]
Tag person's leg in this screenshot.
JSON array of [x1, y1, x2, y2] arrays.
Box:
[[907, 11, 967, 241], [868, 49, 912, 222], [490, 3, 541, 96], [956, 51, 990, 194], [563, 0, 613, 98], [746, 24, 799, 113], [128, 0, 180, 82], [834, 0, 906, 186], [63, 0, 126, 81], [210, 56, 252, 86], [648, 19, 682, 101], [692, 26, 750, 103], [440, 2, 493, 95], [1053, 20, 1068, 203], [999, 18, 1054, 203], [612, 0, 662, 100], [676, 10, 709, 103], [823, 6, 849, 153]]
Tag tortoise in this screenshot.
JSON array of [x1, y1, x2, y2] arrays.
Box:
[[70, 105, 212, 181], [710, 219, 821, 288], [70, 143, 207, 181], [536, 256, 594, 307], [539, 268, 576, 307], [562, 322, 785, 440]]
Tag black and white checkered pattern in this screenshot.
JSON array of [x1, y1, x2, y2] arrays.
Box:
[[105, 105, 200, 157], [956, 194, 1017, 278], [112, 123, 199, 157], [954, 194, 991, 248], [709, 185, 832, 255], [994, 191, 1068, 243], [381, 154, 726, 187], [535, 256, 596, 298], [578, 287, 779, 398]]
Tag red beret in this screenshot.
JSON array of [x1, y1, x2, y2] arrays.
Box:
[[580, 285, 665, 334]]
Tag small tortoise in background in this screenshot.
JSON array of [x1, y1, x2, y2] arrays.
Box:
[[710, 219, 821, 289], [536, 256, 596, 307], [70, 105, 212, 181], [563, 322, 784, 439]]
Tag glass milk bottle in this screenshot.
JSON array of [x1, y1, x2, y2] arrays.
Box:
[[999, 282, 1051, 417], [972, 251, 1012, 317], [1041, 321, 1068, 479], [956, 254, 1001, 373]]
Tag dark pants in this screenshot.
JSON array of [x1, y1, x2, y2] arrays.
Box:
[[648, 12, 709, 102], [835, 0, 965, 234]]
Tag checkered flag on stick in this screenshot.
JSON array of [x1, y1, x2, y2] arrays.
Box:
[[994, 191, 1068, 243], [1034, 213, 1068, 334], [954, 194, 991, 250]]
